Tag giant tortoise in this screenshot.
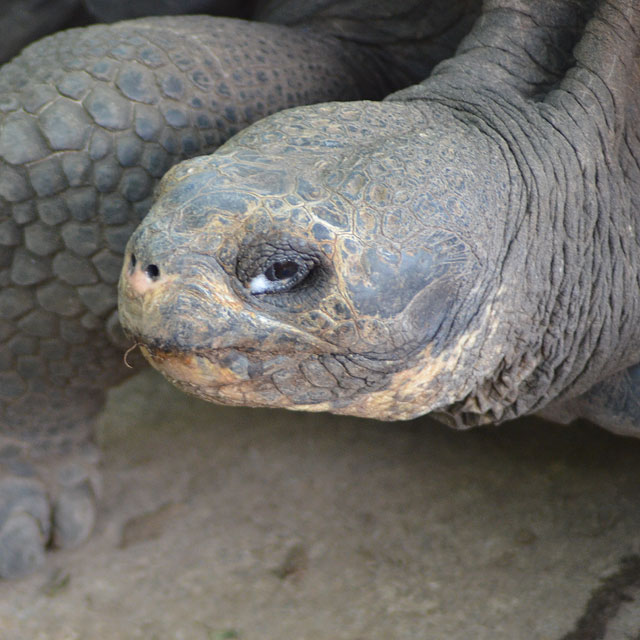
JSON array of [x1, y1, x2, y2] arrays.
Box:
[[2, 0, 638, 578]]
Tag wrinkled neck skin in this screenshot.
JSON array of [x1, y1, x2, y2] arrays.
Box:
[[404, 92, 640, 426], [397, 0, 640, 426], [119, 0, 640, 427]]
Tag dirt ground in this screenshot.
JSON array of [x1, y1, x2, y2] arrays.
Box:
[[1, 368, 640, 639]]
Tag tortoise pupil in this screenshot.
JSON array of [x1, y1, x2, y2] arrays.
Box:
[[268, 261, 299, 281]]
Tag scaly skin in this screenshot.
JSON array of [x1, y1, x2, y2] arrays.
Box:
[[119, 1, 640, 433]]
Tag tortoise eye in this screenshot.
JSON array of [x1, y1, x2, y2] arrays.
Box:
[[235, 236, 326, 301], [249, 258, 311, 294]]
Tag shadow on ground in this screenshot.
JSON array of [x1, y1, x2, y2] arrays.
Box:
[[1, 369, 640, 639]]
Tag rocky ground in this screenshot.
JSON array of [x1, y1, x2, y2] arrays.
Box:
[[0, 368, 639, 639]]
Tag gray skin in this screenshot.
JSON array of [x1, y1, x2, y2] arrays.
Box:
[[0, 0, 477, 577], [119, 0, 640, 435]]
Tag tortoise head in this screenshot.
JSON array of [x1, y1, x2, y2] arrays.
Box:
[[118, 101, 512, 421]]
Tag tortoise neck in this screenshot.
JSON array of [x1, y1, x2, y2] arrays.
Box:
[[398, 1, 597, 101]]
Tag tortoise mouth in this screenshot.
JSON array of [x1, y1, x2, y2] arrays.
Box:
[[138, 343, 287, 407], [132, 337, 341, 410], [133, 337, 269, 382], [131, 333, 394, 412]]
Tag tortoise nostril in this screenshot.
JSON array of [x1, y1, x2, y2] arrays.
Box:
[[129, 253, 137, 273], [144, 264, 160, 280]]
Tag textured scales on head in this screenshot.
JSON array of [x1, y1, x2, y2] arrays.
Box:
[[119, 100, 518, 423]]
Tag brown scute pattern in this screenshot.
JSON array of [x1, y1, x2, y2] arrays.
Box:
[[0, 15, 392, 445]]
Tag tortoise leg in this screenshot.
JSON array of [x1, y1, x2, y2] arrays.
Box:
[[0, 436, 99, 578], [0, 328, 120, 578]]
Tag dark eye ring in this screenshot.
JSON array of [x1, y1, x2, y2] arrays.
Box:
[[249, 258, 312, 294]]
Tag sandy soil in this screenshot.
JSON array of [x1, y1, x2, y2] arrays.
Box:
[[0, 368, 639, 639]]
